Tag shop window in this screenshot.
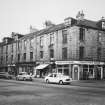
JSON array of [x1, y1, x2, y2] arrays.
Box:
[[83, 65, 88, 68], [64, 65, 69, 67], [57, 65, 62, 68], [64, 69, 69, 75], [58, 69, 62, 73]]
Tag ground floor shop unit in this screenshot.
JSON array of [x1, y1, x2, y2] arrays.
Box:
[[34, 63, 50, 78], [0, 62, 36, 76], [55, 61, 105, 80], [0, 60, 105, 80]]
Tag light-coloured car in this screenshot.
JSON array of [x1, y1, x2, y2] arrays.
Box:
[[45, 73, 72, 85], [16, 72, 33, 81]]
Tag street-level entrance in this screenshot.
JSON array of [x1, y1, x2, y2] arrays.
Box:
[[73, 65, 79, 80]]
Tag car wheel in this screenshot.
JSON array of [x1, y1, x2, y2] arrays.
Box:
[[16, 77, 19, 80], [59, 80, 63, 85], [23, 77, 26, 81], [30, 77, 32, 81], [46, 79, 49, 83]]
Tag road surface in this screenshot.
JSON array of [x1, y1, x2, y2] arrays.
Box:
[[0, 79, 105, 105]]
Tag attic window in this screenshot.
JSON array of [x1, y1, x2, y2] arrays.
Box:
[[64, 17, 71, 26], [102, 22, 105, 29]]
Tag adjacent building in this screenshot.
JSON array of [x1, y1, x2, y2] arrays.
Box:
[[0, 11, 105, 80]]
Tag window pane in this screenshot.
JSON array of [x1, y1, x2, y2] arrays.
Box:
[[79, 46, 84, 59], [40, 51, 43, 58], [30, 52, 33, 60], [62, 47, 67, 59], [50, 33, 54, 45], [50, 49, 54, 58], [62, 29, 67, 43], [23, 53, 26, 61], [79, 28, 85, 41], [40, 36, 43, 47]]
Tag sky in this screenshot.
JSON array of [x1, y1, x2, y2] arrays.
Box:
[[0, 0, 105, 42]]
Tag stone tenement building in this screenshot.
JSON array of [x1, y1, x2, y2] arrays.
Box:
[[0, 11, 105, 80]]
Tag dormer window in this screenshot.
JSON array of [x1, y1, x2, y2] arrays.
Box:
[[97, 17, 105, 30], [102, 21, 105, 29], [64, 17, 71, 26]]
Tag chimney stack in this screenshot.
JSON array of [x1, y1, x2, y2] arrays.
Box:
[[76, 10, 85, 20]]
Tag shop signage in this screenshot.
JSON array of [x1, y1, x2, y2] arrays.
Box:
[[56, 61, 105, 65], [8, 64, 16, 67]]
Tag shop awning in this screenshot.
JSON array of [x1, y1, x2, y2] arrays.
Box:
[[35, 64, 49, 70]]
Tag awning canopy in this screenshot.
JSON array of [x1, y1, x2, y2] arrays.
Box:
[[35, 64, 49, 70]]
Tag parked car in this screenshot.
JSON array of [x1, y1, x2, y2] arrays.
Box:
[[16, 72, 33, 81], [0, 72, 13, 79], [45, 73, 72, 85]]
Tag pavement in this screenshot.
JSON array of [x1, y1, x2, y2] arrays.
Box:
[[71, 80, 105, 88]]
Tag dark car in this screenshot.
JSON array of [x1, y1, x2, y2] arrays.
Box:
[[0, 72, 13, 79]]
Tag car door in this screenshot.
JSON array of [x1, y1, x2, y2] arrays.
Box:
[[18, 73, 23, 80], [47, 74, 54, 83], [53, 74, 58, 83]]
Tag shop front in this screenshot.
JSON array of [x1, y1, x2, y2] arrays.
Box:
[[8, 64, 17, 76], [55, 61, 105, 80], [16, 62, 36, 75], [82, 65, 103, 80], [0, 65, 8, 72], [34, 63, 50, 78]]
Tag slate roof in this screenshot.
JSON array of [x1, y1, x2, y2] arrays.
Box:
[[20, 18, 105, 41], [76, 19, 98, 29], [1, 18, 105, 44]]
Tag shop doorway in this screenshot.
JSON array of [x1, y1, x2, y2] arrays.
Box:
[[73, 65, 79, 80]]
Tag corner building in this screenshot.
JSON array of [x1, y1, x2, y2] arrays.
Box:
[[35, 12, 105, 80], [0, 11, 105, 80]]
